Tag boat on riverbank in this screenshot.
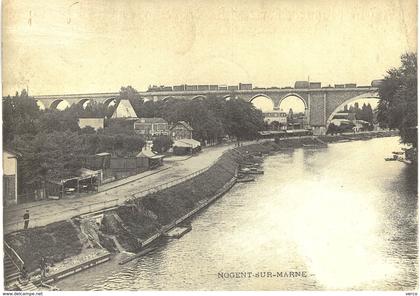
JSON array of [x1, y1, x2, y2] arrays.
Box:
[[237, 176, 255, 183], [164, 225, 192, 239], [302, 144, 327, 148], [9, 132, 402, 291], [119, 247, 157, 265], [392, 151, 405, 155], [385, 157, 397, 161], [385, 155, 401, 161], [239, 168, 264, 175]]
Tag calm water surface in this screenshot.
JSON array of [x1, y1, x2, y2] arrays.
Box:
[[58, 136, 418, 290]]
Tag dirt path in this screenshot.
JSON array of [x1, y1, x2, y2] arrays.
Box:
[[4, 144, 235, 234]]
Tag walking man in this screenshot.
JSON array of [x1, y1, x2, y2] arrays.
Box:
[[40, 256, 47, 279], [23, 210, 30, 229]]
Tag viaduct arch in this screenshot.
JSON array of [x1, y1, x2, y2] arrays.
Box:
[[33, 87, 378, 133]]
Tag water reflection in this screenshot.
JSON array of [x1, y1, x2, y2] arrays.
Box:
[[58, 137, 417, 291]]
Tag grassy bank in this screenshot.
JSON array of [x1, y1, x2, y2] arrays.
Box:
[[318, 130, 399, 143], [104, 150, 241, 252], [4, 150, 243, 272], [5, 221, 83, 272], [5, 131, 397, 273]]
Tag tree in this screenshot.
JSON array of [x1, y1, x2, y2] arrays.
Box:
[[377, 52, 417, 147], [82, 101, 112, 118], [224, 99, 264, 142], [119, 86, 143, 116], [3, 90, 41, 145], [11, 131, 85, 193], [327, 123, 339, 135], [269, 121, 280, 131], [152, 135, 173, 153], [99, 120, 146, 156], [287, 108, 294, 121], [38, 108, 80, 133]]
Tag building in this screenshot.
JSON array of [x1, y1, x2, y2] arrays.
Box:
[[134, 118, 169, 137], [45, 168, 100, 199], [78, 118, 105, 130], [331, 112, 357, 128], [110, 99, 138, 118], [136, 149, 165, 170], [352, 120, 370, 132], [3, 149, 20, 206], [172, 139, 202, 155], [332, 112, 356, 122], [263, 111, 288, 129], [170, 121, 194, 140]]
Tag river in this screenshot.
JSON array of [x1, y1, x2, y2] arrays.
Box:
[[57, 136, 418, 291]]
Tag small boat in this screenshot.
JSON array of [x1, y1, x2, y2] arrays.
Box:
[[164, 225, 192, 239], [119, 247, 157, 265], [392, 151, 405, 155], [240, 161, 258, 166], [239, 168, 264, 175], [385, 156, 398, 161], [237, 176, 255, 183], [244, 163, 261, 168], [302, 144, 321, 148]]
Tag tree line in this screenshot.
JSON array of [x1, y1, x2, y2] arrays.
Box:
[[121, 85, 265, 144], [377, 52, 417, 147], [3, 88, 264, 195], [343, 102, 374, 123]]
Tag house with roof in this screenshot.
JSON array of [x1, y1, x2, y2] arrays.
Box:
[[172, 138, 201, 155], [3, 149, 21, 206], [134, 118, 169, 138], [170, 121, 194, 140], [136, 148, 165, 170], [110, 99, 138, 119], [78, 117, 105, 130]]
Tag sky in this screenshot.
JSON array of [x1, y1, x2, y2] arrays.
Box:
[[2, 0, 417, 96], [251, 95, 379, 113]]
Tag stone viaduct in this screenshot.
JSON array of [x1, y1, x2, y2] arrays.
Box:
[[33, 87, 379, 133]]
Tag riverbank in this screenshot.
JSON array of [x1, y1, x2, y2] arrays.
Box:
[[54, 134, 417, 291], [4, 130, 399, 290], [4, 146, 245, 289]]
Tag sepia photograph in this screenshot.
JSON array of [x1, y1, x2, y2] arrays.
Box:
[[1, 0, 418, 293]]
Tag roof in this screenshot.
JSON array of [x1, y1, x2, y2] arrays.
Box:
[[170, 121, 193, 131], [78, 117, 105, 120], [173, 138, 201, 148], [136, 149, 165, 159], [3, 148, 22, 157], [136, 117, 168, 124], [111, 99, 138, 118], [96, 152, 111, 156], [355, 120, 370, 124], [78, 168, 100, 179]]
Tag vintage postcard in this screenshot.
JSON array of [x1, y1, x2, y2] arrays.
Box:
[[1, 0, 418, 293]]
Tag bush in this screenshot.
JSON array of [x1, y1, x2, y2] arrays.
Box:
[[152, 135, 173, 154]]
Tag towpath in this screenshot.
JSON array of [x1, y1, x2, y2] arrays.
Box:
[[4, 143, 240, 234]]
